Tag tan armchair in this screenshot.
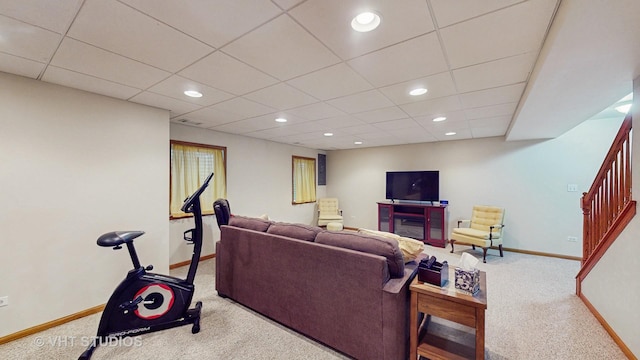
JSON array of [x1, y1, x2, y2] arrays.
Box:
[[450, 205, 505, 263], [317, 198, 343, 226]]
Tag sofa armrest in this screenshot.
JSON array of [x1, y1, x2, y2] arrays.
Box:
[[382, 258, 421, 294], [457, 219, 471, 227]]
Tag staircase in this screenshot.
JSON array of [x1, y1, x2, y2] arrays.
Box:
[[576, 114, 635, 295]]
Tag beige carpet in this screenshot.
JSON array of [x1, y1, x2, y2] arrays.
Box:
[[0, 245, 627, 359]]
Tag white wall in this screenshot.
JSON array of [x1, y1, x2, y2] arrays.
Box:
[[169, 123, 326, 264], [326, 117, 623, 257], [0, 73, 169, 337], [581, 78, 640, 357]]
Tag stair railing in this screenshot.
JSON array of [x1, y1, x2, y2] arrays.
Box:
[[578, 114, 634, 293]]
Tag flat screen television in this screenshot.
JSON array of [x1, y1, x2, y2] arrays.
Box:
[[386, 171, 439, 202]]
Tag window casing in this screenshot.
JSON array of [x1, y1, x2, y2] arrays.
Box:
[[170, 140, 227, 218]]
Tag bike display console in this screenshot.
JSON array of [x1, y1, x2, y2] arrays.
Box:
[[377, 201, 448, 248]]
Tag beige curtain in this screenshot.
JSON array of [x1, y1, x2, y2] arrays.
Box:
[[293, 156, 316, 204], [170, 143, 226, 217]]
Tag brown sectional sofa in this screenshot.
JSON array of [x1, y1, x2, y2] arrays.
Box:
[[215, 216, 424, 360]]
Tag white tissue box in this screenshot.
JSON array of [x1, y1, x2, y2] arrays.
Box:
[[454, 267, 480, 295]]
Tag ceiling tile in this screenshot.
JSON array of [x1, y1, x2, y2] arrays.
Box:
[[471, 126, 507, 138], [270, 131, 326, 145], [339, 123, 382, 135], [470, 115, 511, 138], [469, 115, 511, 128], [180, 106, 243, 127], [286, 102, 346, 121], [179, 51, 278, 95], [271, 0, 305, 10], [428, 122, 473, 141], [0, 14, 61, 62], [413, 110, 467, 126], [464, 102, 517, 120], [129, 91, 201, 118], [205, 122, 249, 135], [312, 115, 366, 130], [208, 114, 280, 134], [347, 33, 448, 87], [430, 0, 522, 28], [68, 0, 213, 72], [222, 14, 340, 80], [0, 0, 81, 33], [120, 0, 282, 48], [287, 63, 373, 100], [276, 121, 326, 134], [211, 97, 276, 118], [327, 90, 395, 114], [42, 66, 142, 100], [459, 83, 526, 108], [289, 0, 435, 60], [379, 72, 457, 105], [374, 118, 420, 131], [434, 130, 473, 141], [50, 38, 171, 89], [260, 113, 310, 126], [452, 52, 537, 93], [246, 126, 300, 140], [244, 83, 318, 110], [357, 130, 395, 140], [400, 95, 462, 117], [0, 52, 44, 78], [245, 118, 322, 139], [388, 128, 438, 144], [440, 0, 558, 69], [147, 75, 234, 107], [353, 106, 408, 123]]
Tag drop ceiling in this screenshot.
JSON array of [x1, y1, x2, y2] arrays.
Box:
[[1, 0, 639, 150]]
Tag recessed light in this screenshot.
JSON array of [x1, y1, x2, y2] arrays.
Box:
[[275, 117, 287, 123], [445, 132, 456, 136], [184, 90, 203, 98], [354, 141, 363, 145], [432, 116, 447, 122], [615, 104, 631, 114], [409, 88, 428, 96], [351, 11, 381, 32], [324, 132, 334, 137]]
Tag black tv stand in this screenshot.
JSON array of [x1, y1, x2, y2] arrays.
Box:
[[377, 201, 448, 247]]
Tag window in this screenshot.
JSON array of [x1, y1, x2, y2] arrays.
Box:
[[170, 141, 227, 218], [292, 156, 316, 204]]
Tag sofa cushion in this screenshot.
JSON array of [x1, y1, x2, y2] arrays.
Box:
[[267, 222, 322, 242], [315, 231, 405, 278], [357, 228, 424, 263], [396, 236, 425, 262], [228, 215, 272, 232]]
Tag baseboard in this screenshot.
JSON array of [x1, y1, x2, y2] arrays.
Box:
[[452, 243, 582, 261], [501, 247, 582, 261], [0, 304, 105, 345], [578, 293, 637, 360], [0, 254, 216, 345], [169, 253, 216, 269]]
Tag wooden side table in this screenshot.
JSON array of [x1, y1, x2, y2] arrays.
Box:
[[409, 270, 487, 360]]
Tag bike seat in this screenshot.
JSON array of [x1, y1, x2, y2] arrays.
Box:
[[97, 231, 145, 247]]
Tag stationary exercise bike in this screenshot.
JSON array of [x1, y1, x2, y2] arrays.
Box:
[[79, 173, 213, 359]]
